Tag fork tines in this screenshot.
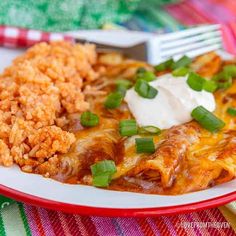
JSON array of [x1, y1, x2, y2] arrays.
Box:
[[148, 24, 223, 64]]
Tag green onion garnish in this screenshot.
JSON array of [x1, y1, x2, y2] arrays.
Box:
[[172, 55, 192, 69], [115, 79, 132, 88], [91, 160, 116, 187], [203, 80, 218, 93], [191, 106, 225, 132], [213, 72, 232, 89], [134, 79, 158, 99], [136, 67, 147, 74], [227, 107, 236, 116], [116, 84, 127, 96], [172, 67, 190, 77], [187, 72, 205, 91], [119, 120, 138, 136], [138, 126, 161, 135], [135, 138, 155, 153], [154, 58, 174, 72], [136, 70, 156, 82], [80, 111, 99, 127], [223, 65, 236, 77], [115, 79, 132, 97], [104, 92, 123, 109]]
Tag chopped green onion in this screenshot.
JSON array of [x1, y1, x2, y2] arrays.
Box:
[[80, 111, 99, 127], [187, 72, 206, 91], [136, 70, 156, 82], [91, 160, 116, 176], [135, 138, 155, 153], [104, 92, 123, 109], [91, 160, 117, 187], [115, 79, 132, 97], [115, 79, 132, 88], [172, 67, 190, 77], [227, 107, 236, 116], [92, 175, 111, 187], [119, 120, 138, 136], [223, 65, 236, 77], [203, 80, 218, 93], [154, 58, 174, 72], [191, 106, 225, 132], [134, 79, 158, 99], [172, 56, 192, 69], [136, 67, 147, 74], [138, 126, 161, 135], [213, 72, 232, 89], [116, 84, 127, 96]]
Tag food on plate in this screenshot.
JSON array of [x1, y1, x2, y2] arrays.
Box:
[[0, 41, 236, 195]]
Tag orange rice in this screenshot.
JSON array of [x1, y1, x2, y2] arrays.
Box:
[[0, 41, 98, 168]]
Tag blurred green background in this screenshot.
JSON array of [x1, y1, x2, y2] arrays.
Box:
[[0, 0, 178, 31]]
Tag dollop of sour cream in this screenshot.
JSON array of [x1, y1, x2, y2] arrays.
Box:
[[124, 73, 216, 129]]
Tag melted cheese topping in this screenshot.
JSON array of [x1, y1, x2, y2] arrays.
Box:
[[125, 73, 216, 129]]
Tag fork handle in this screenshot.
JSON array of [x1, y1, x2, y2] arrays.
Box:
[[75, 38, 126, 53]]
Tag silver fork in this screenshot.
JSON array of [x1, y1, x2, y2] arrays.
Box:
[[76, 24, 223, 65]]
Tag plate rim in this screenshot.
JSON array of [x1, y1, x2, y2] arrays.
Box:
[[1, 184, 236, 217]]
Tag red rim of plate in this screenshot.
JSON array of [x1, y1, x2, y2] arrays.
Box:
[[0, 184, 235, 217]]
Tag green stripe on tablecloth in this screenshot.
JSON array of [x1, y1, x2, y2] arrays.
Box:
[[152, 9, 180, 30], [134, 2, 181, 31], [0, 211, 6, 236], [18, 203, 32, 236], [1, 202, 27, 236]]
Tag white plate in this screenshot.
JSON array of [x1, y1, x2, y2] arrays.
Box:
[[0, 30, 235, 216]]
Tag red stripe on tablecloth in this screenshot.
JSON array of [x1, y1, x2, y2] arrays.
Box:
[[91, 217, 118, 236], [178, 214, 195, 235], [221, 24, 236, 55], [163, 217, 179, 235], [229, 22, 236, 40], [210, 208, 235, 236], [153, 217, 171, 235], [189, 0, 230, 23], [165, 1, 213, 25], [47, 209, 66, 236], [31, 206, 46, 236], [80, 216, 99, 236], [179, 4, 208, 25], [197, 210, 215, 236], [171, 215, 188, 236], [24, 205, 41, 236], [37, 208, 55, 236], [192, 212, 211, 236], [136, 218, 155, 235], [116, 218, 143, 236], [184, 1, 213, 23], [203, 210, 224, 236], [74, 216, 90, 236], [218, 0, 236, 15], [57, 211, 74, 236], [60, 212, 81, 236], [146, 218, 161, 235]]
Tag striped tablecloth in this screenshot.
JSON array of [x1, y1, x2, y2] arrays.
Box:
[[0, 0, 236, 235], [0, 202, 234, 236]]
